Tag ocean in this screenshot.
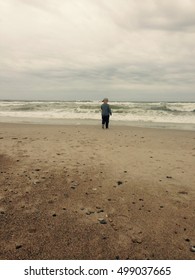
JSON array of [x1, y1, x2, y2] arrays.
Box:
[[0, 100, 195, 130]]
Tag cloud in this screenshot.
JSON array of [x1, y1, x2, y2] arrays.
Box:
[[0, 0, 195, 100]]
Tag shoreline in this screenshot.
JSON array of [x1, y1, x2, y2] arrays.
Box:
[[0, 122, 195, 259], [0, 117, 195, 131]]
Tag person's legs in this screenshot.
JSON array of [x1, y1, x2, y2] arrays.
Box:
[[102, 116, 106, 128], [105, 115, 109, 129]]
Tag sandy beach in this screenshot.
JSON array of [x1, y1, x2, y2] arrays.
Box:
[[0, 122, 195, 260]]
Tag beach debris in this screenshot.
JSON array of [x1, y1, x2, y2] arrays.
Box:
[[190, 246, 195, 252], [166, 176, 172, 179], [185, 238, 190, 242], [35, 168, 41, 171]]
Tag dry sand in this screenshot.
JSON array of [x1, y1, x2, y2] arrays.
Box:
[[0, 122, 195, 260]]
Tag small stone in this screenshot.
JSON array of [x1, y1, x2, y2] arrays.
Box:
[[185, 238, 190, 242], [33, 180, 40, 185], [190, 246, 195, 252], [117, 181, 123, 185], [166, 176, 172, 179], [16, 244, 22, 249], [98, 218, 107, 224], [35, 169, 41, 171]]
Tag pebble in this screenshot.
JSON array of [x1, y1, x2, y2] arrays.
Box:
[[33, 180, 41, 185], [16, 244, 22, 249], [117, 181, 123, 185], [190, 246, 195, 252], [98, 218, 107, 224]]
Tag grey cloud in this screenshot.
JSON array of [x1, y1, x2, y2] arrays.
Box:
[[0, 0, 195, 101]]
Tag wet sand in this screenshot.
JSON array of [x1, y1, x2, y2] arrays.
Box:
[[0, 122, 195, 259]]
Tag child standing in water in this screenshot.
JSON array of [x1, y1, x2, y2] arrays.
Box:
[[101, 98, 112, 129]]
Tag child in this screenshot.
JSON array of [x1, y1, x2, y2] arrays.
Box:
[[101, 98, 112, 129]]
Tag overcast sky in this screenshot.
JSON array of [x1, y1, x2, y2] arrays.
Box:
[[0, 0, 195, 101]]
